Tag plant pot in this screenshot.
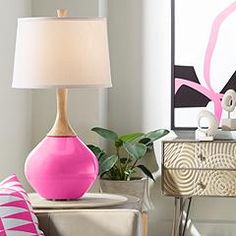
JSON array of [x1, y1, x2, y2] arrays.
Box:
[[99, 178, 152, 209]]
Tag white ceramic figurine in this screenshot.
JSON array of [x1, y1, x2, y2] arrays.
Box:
[[221, 89, 236, 131]]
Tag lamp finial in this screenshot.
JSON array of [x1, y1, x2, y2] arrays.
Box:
[[57, 9, 68, 17]]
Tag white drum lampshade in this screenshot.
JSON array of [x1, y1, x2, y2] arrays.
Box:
[[12, 17, 111, 88]]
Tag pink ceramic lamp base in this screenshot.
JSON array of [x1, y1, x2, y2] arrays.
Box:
[[25, 136, 98, 200]]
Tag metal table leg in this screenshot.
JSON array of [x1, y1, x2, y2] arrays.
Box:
[[179, 198, 183, 235], [172, 197, 192, 236]]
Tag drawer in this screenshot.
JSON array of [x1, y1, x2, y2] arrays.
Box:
[[163, 142, 236, 169], [162, 169, 236, 197]]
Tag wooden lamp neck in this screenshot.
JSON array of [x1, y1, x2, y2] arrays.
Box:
[[48, 89, 76, 137]]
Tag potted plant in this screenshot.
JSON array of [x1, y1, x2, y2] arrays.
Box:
[[88, 127, 169, 202]]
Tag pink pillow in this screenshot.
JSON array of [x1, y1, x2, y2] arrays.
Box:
[[0, 174, 44, 236]]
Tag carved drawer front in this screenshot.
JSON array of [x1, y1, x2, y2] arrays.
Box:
[[163, 142, 236, 169], [163, 169, 236, 196]]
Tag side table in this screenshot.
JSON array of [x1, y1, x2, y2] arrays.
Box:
[[29, 193, 147, 236], [162, 139, 236, 236]]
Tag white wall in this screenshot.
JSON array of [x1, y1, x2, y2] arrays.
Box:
[[107, 0, 171, 133], [31, 0, 107, 147], [107, 0, 144, 133], [0, 0, 32, 188]]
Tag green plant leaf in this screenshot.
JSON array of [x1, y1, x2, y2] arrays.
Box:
[[87, 145, 103, 157], [115, 139, 123, 148], [145, 129, 169, 143], [98, 152, 107, 162], [123, 142, 147, 160], [138, 138, 151, 145], [136, 165, 155, 182], [124, 169, 135, 176], [91, 127, 118, 141], [99, 155, 118, 176], [109, 167, 121, 180], [120, 132, 144, 142], [120, 157, 132, 164]]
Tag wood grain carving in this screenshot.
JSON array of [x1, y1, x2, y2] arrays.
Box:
[[164, 143, 200, 169], [163, 169, 236, 197], [164, 142, 236, 169], [162, 141, 236, 197]]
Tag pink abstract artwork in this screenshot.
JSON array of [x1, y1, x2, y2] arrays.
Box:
[[173, 1, 236, 128]]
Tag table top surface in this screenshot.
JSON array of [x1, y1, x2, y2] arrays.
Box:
[[162, 138, 236, 143], [29, 193, 143, 212]]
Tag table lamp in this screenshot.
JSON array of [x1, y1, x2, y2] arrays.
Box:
[[12, 10, 111, 200]]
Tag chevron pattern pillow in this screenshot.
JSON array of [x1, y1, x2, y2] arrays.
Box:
[[0, 174, 44, 236]]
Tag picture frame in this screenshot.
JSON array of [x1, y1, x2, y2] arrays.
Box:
[[171, 0, 236, 130]]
